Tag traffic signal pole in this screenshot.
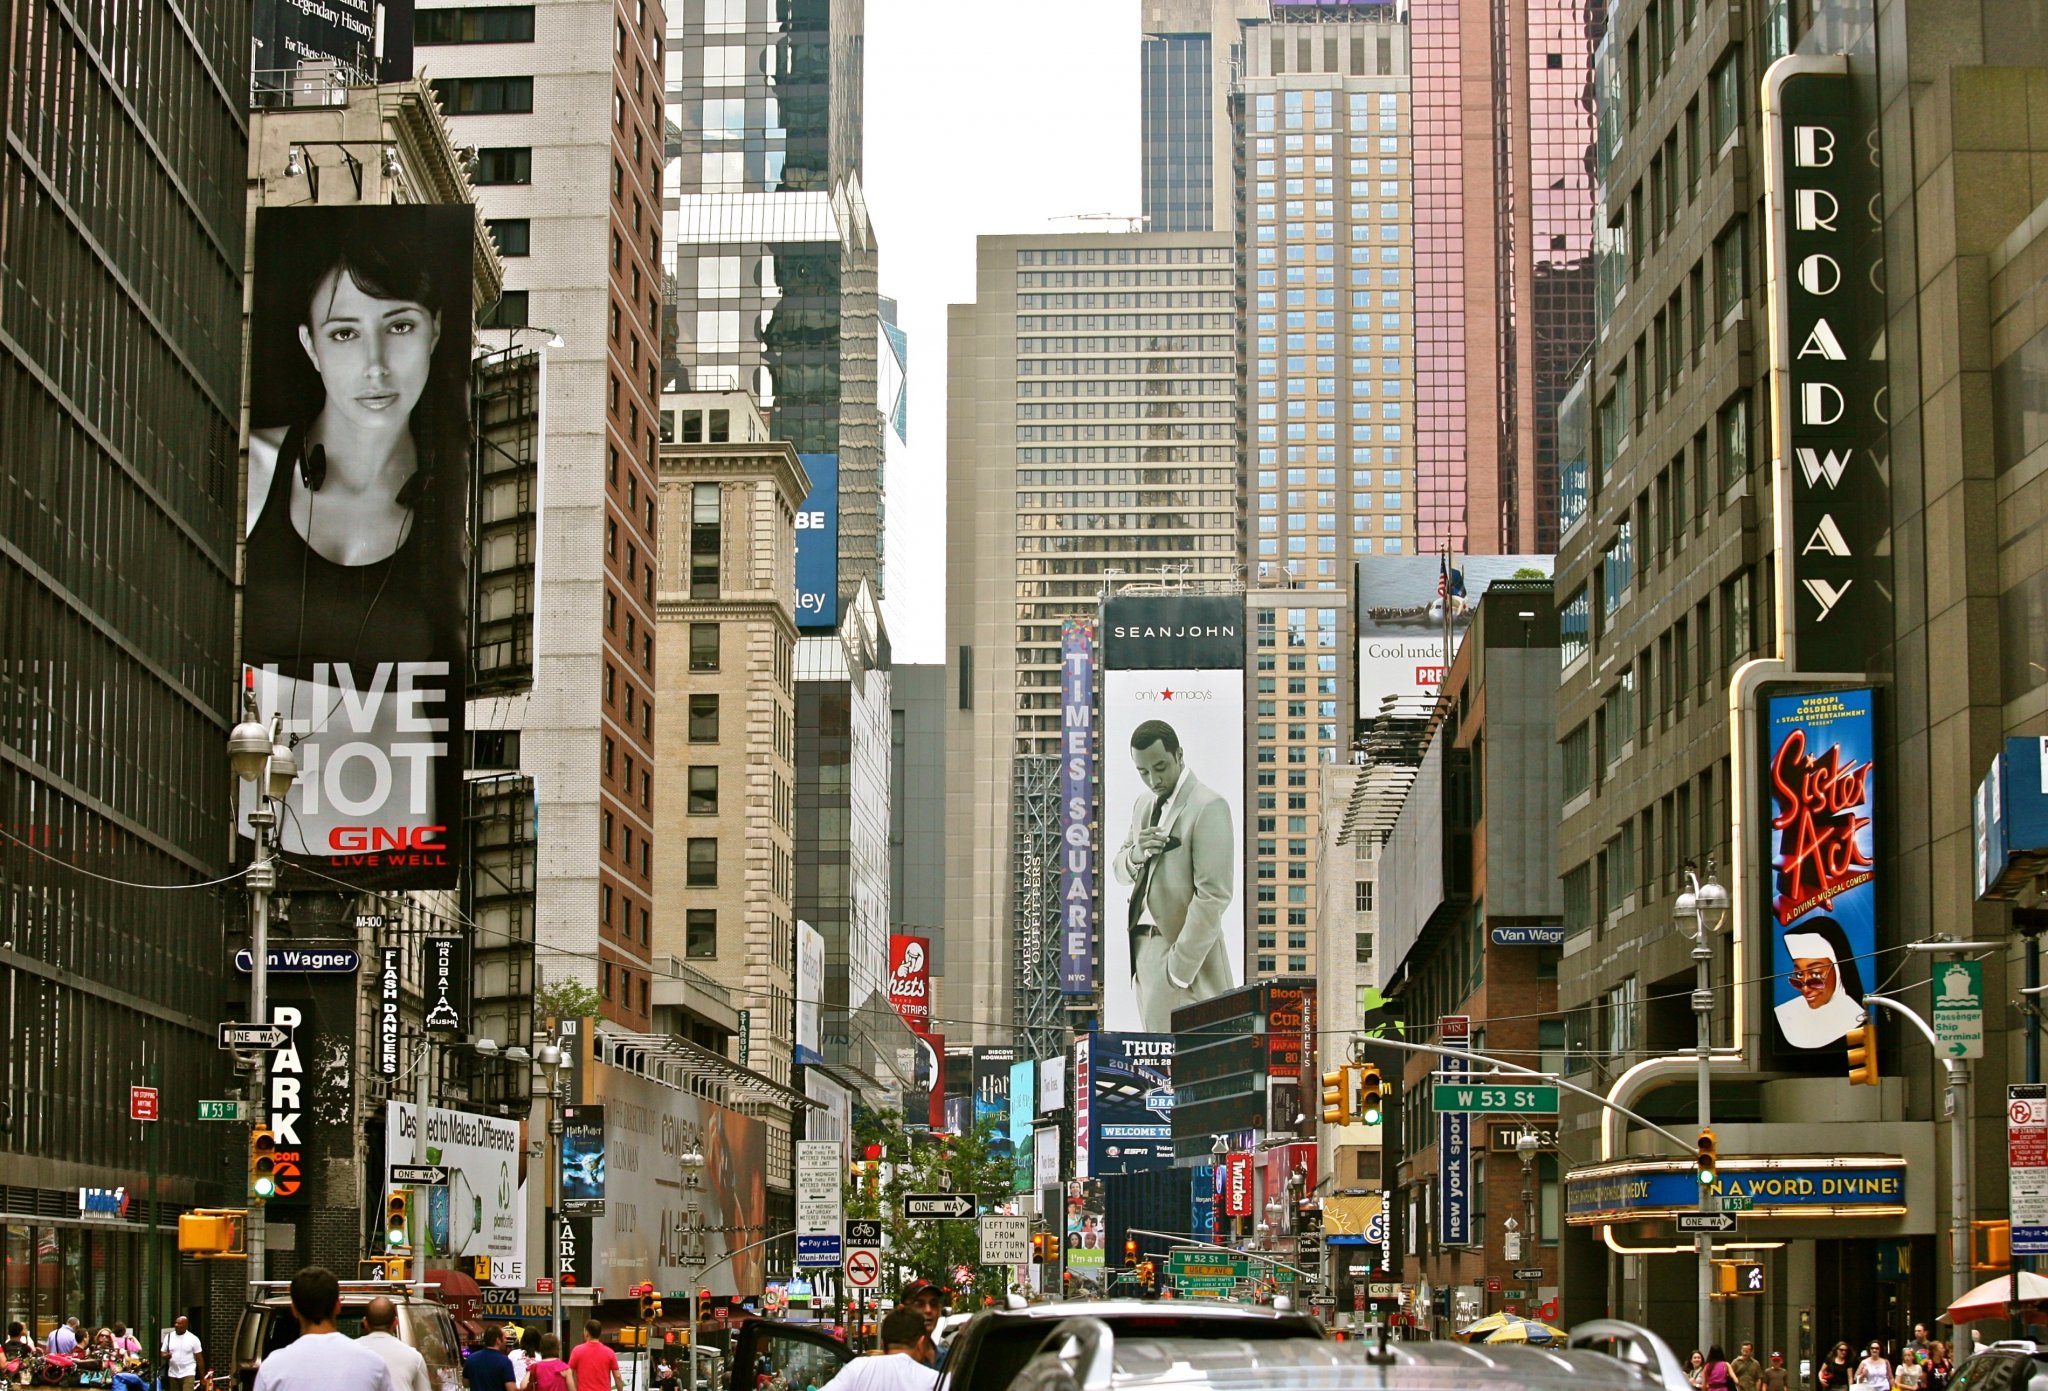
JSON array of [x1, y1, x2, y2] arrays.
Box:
[[1861, 994, 1971, 1311], [415, 1034, 432, 1303], [244, 800, 276, 1306], [1693, 911, 1714, 1360]]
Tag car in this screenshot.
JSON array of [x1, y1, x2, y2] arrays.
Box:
[[229, 1284, 464, 1391], [1950, 1340, 2048, 1391], [725, 1299, 1324, 1391], [1006, 1314, 1693, 1391]]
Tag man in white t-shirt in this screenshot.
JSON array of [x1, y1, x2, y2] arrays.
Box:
[[251, 1268, 392, 1391], [816, 1310, 937, 1391], [160, 1316, 205, 1391], [358, 1297, 430, 1391]]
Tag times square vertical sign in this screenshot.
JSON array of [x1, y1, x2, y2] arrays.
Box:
[[1764, 57, 1883, 672], [1059, 620, 1096, 992]]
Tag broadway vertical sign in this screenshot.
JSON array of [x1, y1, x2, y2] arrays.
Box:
[[1765, 57, 1884, 673], [1059, 619, 1096, 993]]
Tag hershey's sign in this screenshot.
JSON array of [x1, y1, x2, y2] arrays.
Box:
[[1766, 58, 1884, 672]]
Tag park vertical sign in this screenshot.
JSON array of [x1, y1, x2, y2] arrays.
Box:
[[1060, 620, 1096, 993], [1764, 57, 1884, 673]]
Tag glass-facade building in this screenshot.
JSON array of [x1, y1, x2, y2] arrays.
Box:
[[1142, 32, 1216, 233], [663, 0, 883, 605], [0, 0, 250, 1338]]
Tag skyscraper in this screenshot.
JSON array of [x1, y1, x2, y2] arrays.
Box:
[[944, 230, 1239, 1038], [663, 0, 884, 606], [1141, 0, 1271, 234]]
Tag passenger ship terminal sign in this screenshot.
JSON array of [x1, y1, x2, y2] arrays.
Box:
[[1763, 56, 1885, 672]]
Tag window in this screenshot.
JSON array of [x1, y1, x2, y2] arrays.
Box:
[[1560, 586, 1590, 666], [688, 694, 719, 742], [1720, 393, 1750, 489], [430, 76, 535, 114], [1715, 218, 1748, 319], [690, 482, 721, 598], [686, 838, 717, 887], [1562, 722, 1590, 798], [686, 909, 717, 959], [687, 766, 718, 815], [478, 290, 528, 329], [689, 623, 719, 672], [1354, 880, 1374, 911], [417, 5, 535, 42], [1354, 933, 1373, 965], [1711, 48, 1743, 147], [1563, 863, 1592, 936], [471, 146, 532, 184], [487, 218, 531, 256]]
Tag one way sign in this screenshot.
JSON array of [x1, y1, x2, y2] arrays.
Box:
[[1675, 1212, 1738, 1234], [903, 1193, 975, 1221]]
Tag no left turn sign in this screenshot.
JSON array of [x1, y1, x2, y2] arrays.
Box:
[[845, 1249, 881, 1289]]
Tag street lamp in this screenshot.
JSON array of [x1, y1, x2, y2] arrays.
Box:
[[1515, 1132, 1539, 1272], [533, 1035, 566, 1339], [227, 703, 299, 1308], [1210, 1135, 1230, 1244], [678, 1141, 706, 1391], [1676, 865, 1729, 1357]]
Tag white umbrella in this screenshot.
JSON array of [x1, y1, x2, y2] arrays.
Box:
[[1944, 1271, 2048, 1324]]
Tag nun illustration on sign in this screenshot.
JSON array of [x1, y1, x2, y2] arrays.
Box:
[[1774, 915, 1868, 1049]]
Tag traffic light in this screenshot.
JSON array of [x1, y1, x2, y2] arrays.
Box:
[[1124, 1237, 1138, 1266], [384, 1189, 411, 1250], [1694, 1128, 1719, 1188], [639, 1291, 662, 1323], [1846, 1014, 1879, 1086], [1975, 1221, 2014, 1270], [1320, 1066, 1353, 1126], [249, 1126, 278, 1202], [1358, 1065, 1385, 1125]]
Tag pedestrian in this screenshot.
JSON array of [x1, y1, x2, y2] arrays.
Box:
[[896, 1282, 947, 1346], [48, 1319, 78, 1356], [1897, 1351, 1924, 1390], [1705, 1345, 1738, 1391], [251, 1267, 392, 1390], [465, 1326, 518, 1391], [1733, 1342, 1764, 1391], [1907, 1327, 1931, 1358], [510, 1328, 541, 1389], [1764, 1353, 1791, 1391], [813, 1310, 936, 1391], [567, 1321, 622, 1391], [1819, 1343, 1854, 1390], [159, 1315, 205, 1391], [109, 1325, 140, 1367], [1856, 1341, 1894, 1390], [1925, 1342, 1954, 1391], [360, 1297, 431, 1391], [526, 1335, 574, 1391], [1688, 1351, 1708, 1390]]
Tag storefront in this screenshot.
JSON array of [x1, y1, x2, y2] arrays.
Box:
[[2, 1194, 182, 1338]]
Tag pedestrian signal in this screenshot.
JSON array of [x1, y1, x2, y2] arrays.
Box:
[[250, 1126, 278, 1202], [1845, 1015, 1879, 1086], [1694, 1128, 1718, 1188]]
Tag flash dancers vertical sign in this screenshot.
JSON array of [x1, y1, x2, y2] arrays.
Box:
[[1060, 620, 1096, 993]]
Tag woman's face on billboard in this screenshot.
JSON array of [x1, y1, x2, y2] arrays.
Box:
[[299, 266, 439, 434]]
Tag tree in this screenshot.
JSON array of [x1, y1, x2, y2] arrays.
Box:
[[847, 1111, 1020, 1304], [536, 979, 602, 1026]]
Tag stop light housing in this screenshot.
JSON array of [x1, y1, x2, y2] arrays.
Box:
[[1124, 1237, 1138, 1265], [1320, 1067, 1353, 1126], [384, 1189, 411, 1249], [1975, 1221, 2014, 1270], [639, 1293, 658, 1323], [250, 1126, 278, 1202], [1358, 1065, 1385, 1125], [1695, 1128, 1719, 1188], [1846, 1015, 1879, 1086]]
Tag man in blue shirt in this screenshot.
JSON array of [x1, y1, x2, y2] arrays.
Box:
[[464, 1326, 517, 1391]]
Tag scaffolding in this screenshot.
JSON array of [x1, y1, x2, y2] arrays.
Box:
[[1012, 755, 1068, 1060]]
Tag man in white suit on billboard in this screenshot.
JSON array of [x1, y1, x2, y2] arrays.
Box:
[[1113, 719, 1236, 1031]]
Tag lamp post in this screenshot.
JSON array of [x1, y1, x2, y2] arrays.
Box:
[[1209, 1135, 1230, 1246], [1516, 1132, 1539, 1281], [678, 1141, 706, 1391], [534, 1036, 566, 1340], [227, 705, 299, 1306], [1676, 866, 1730, 1359]]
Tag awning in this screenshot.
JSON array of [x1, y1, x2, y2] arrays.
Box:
[[596, 1029, 819, 1112]]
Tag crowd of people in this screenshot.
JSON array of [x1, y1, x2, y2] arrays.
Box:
[[3, 1313, 206, 1389], [1686, 1327, 1962, 1391]]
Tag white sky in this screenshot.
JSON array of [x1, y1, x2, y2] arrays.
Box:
[[865, 0, 1142, 664]]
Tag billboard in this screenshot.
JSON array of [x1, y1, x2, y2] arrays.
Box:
[[1081, 1033, 1175, 1175], [973, 1046, 1016, 1140], [1059, 620, 1097, 993], [241, 206, 473, 888], [795, 452, 838, 630], [1100, 595, 1245, 1033], [1009, 1059, 1037, 1193], [558, 1105, 605, 1214], [886, 935, 944, 1129], [385, 1101, 526, 1282], [795, 922, 824, 1064], [253, 0, 413, 90], [1763, 688, 1878, 1067], [1353, 555, 1554, 717]]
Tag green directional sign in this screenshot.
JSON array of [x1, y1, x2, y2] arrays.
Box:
[[1932, 960, 1984, 1060], [1432, 1084, 1560, 1114], [1168, 1250, 1250, 1292]]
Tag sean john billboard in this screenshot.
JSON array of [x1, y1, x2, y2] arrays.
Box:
[[1763, 688, 1878, 1068]]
